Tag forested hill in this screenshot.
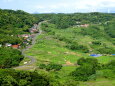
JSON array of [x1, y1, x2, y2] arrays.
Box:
[[0, 9, 37, 33], [34, 12, 115, 28], [0, 9, 38, 69], [0, 9, 37, 44]]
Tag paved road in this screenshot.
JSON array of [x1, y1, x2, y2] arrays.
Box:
[[13, 21, 44, 70]]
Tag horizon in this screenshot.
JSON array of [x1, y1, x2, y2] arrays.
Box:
[[0, 0, 115, 13]]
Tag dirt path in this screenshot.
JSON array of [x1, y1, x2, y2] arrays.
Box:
[[13, 21, 44, 70]]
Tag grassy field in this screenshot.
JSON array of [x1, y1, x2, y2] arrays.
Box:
[[25, 32, 115, 65], [25, 33, 89, 65]]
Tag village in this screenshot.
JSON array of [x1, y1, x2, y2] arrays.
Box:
[[0, 24, 39, 49]]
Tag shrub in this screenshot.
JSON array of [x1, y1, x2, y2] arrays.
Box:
[[92, 41, 101, 45], [106, 60, 115, 69], [88, 74, 96, 81], [64, 80, 79, 86], [102, 69, 115, 79], [77, 57, 99, 69], [46, 63, 62, 71], [77, 57, 86, 65], [39, 64, 46, 69], [66, 43, 89, 53], [97, 47, 115, 54], [71, 63, 96, 81]]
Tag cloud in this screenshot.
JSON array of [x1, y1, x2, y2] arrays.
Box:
[[32, 0, 114, 13], [0, 0, 115, 13]]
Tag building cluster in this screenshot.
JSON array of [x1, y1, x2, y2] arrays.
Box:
[[0, 24, 39, 49]]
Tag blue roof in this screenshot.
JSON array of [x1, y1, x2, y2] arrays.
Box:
[[112, 54, 115, 55], [90, 54, 102, 57]]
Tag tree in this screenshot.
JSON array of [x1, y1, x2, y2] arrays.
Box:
[[71, 63, 96, 81]]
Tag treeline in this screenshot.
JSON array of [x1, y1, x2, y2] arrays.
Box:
[[34, 12, 115, 29]]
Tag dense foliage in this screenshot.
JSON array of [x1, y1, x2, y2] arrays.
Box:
[[0, 69, 50, 86], [0, 47, 24, 68], [35, 12, 114, 29], [0, 9, 37, 68], [0, 9, 37, 44], [39, 63, 62, 71], [71, 58, 115, 81]]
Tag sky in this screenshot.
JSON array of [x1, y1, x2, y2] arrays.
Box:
[[0, 0, 115, 13]]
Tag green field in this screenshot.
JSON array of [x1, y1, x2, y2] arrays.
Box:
[[25, 32, 115, 65], [24, 31, 115, 85]]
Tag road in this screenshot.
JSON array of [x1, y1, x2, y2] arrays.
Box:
[[13, 21, 44, 70]]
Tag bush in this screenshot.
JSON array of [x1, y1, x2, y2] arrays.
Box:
[[102, 69, 115, 79], [64, 80, 79, 86], [66, 43, 89, 53], [88, 74, 96, 81], [92, 41, 101, 45], [0, 47, 24, 68], [97, 47, 115, 54], [106, 60, 115, 69], [77, 57, 86, 65], [71, 63, 96, 81], [39, 64, 46, 69], [77, 57, 99, 69], [46, 63, 62, 71]]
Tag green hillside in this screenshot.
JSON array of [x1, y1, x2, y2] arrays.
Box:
[[0, 9, 115, 86], [25, 13, 115, 85]]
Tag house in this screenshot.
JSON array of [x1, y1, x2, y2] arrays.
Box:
[[29, 28, 39, 33], [5, 43, 12, 47], [80, 24, 89, 27], [29, 24, 39, 33], [11, 44, 20, 49], [75, 24, 89, 28], [18, 34, 30, 38]]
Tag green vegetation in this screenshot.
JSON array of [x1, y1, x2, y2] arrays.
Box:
[[28, 13, 115, 85], [39, 63, 62, 71], [0, 69, 50, 86], [0, 9, 115, 86], [0, 9, 37, 45], [0, 47, 24, 68], [41, 22, 115, 54]]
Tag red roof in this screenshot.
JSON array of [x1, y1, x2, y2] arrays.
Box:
[[11, 45, 19, 49]]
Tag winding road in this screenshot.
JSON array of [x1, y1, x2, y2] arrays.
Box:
[[14, 21, 44, 70]]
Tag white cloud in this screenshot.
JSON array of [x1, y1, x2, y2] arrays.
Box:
[[33, 0, 115, 13], [1, 0, 115, 13]]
